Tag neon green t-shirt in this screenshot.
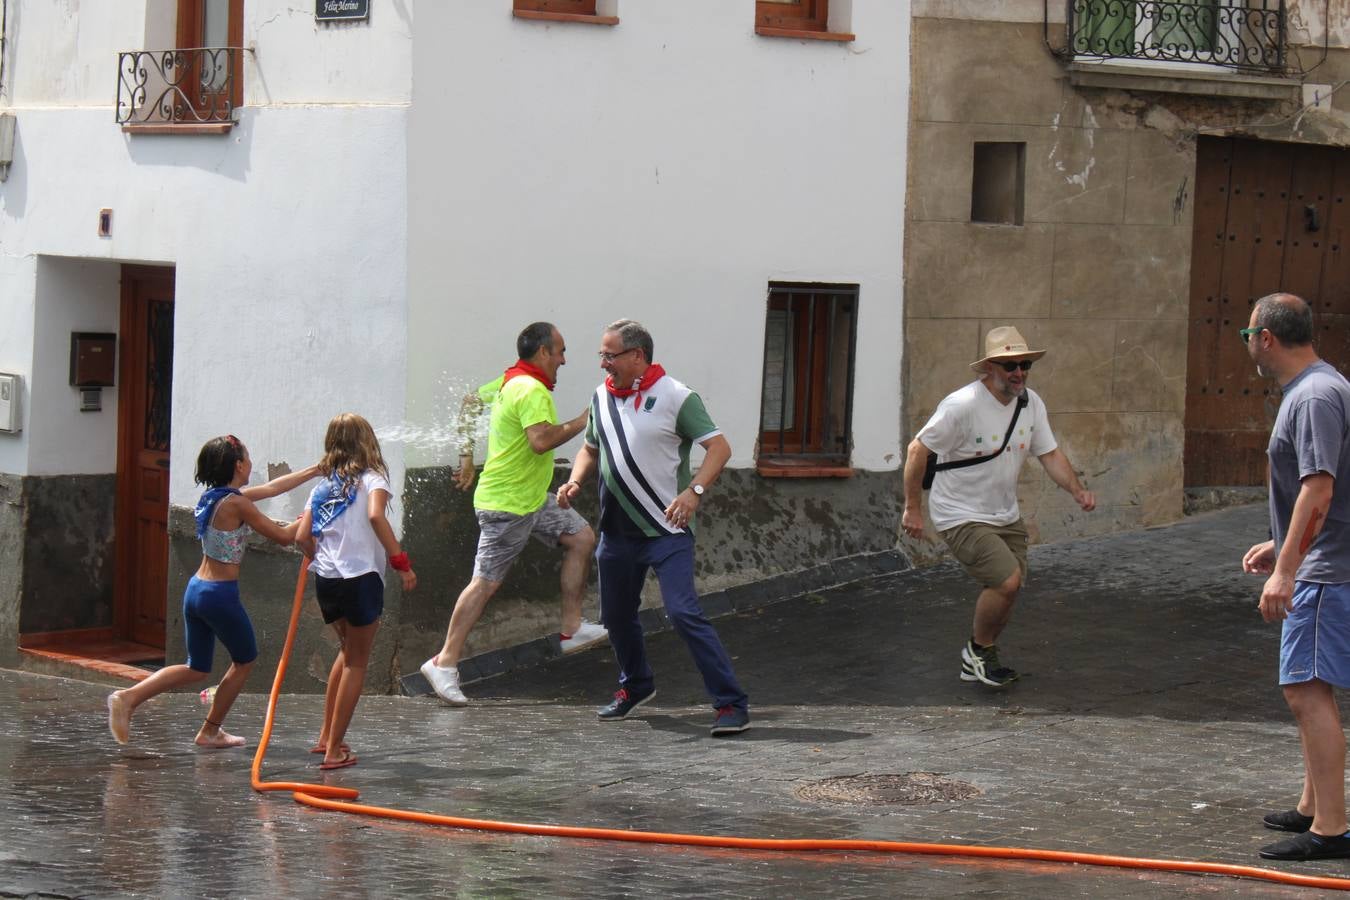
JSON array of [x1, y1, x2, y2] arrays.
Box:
[[473, 374, 558, 516]]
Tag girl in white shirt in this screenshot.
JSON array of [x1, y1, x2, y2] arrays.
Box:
[[298, 413, 416, 770]]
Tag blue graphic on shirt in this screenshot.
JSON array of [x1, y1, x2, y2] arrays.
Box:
[[310, 475, 358, 537]]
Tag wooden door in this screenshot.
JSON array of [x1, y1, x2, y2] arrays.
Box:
[[115, 267, 175, 648], [1184, 137, 1350, 486]]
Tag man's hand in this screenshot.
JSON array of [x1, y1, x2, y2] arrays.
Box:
[[1074, 488, 1096, 512], [1259, 571, 1295, 622], [454, 453, 476, 491], [901, 505, 925, 541], [557, 480, 581, 510], [1243, 539, 1276, 574], [664, 489, 699, 528]]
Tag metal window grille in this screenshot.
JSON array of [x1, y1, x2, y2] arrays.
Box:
[[1066, 0, 1287, 72], [758, 283, 858, 462], [116, 48, 240, 126]]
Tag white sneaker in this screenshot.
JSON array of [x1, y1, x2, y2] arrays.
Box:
[[420, 657, 468, 706], [560, 618, 608, 654]]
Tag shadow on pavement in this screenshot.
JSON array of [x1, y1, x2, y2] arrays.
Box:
[[484, 505, 1289, 726]]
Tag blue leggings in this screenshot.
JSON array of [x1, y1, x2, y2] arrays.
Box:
[[183, 577, 258, 673]]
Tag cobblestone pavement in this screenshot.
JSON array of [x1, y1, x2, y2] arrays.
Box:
[[4, 505, 1349, 898]]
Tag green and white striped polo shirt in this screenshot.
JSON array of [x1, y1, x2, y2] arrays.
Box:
[[585, 373, 720, 538]]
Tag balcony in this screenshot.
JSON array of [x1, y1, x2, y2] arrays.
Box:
[[116, 48, 241, 133], [1065, 0, 1286, 71]]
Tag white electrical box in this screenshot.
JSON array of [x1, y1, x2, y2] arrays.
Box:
[[0, 373, 22, 433]]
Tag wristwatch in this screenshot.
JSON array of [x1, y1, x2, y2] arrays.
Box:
[[691, 484, 705, 497]]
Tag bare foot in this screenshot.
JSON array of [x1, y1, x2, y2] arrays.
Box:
[[195, 729, 246, 749], [107, 692, 132, 744], [309, 742, 351, 755]]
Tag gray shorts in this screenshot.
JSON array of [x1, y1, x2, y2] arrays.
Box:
[[473, 494, 589, 582]]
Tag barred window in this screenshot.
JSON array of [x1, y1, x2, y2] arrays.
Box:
[[758, 283, 858, 471]]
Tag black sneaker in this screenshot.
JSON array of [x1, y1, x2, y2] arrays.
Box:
[[1259, 830, 1350, 860], [710, 705, 750, 736], [1263, 809, 1315, 833], [597, 687, 655, 721], [960, 641, 1019, 688]]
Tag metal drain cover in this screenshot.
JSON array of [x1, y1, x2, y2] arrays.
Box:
[[795, 773, 980, 806]]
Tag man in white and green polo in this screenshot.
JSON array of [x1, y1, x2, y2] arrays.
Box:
[[558, 319, 750, 736]]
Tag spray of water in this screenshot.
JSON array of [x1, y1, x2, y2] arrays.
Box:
[[375, 373, 487, 464]]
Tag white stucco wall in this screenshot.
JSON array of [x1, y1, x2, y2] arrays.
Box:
[[406, 1, 910, 472], [0, 2, 411, 519], [0, 255, 36, 472], [26, 258, 122, 477], [1290, 0, 1350, 50], [4, 0, 412, 106]]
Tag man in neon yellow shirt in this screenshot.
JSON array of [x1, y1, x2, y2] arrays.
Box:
[[421, 322, 601, 706]]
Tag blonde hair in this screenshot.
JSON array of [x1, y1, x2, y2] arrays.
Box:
[[320, 413, 388, 490]]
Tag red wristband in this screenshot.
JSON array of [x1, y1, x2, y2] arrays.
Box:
[[389, 552, 411, 572]]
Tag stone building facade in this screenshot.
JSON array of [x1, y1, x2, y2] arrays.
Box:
[[905, 0, 1350, 548]]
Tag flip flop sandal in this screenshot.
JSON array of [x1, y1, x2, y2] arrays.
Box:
[[318, 752, 358, 771], [309, 743, 351, 754]]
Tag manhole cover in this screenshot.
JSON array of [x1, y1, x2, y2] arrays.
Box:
[[795, 773, 981, 806]]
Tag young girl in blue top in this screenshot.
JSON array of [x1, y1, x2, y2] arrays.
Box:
[[297, 413, 416, 771], [107, 435, 319, 748]]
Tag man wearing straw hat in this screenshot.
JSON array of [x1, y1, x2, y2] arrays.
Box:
[[902, 326, 1095, 688]]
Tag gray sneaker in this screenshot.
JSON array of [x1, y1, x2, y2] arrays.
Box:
[[960, 641, 1019, 688], [420, 657, 468, 706], [710, 705, 750, 736]]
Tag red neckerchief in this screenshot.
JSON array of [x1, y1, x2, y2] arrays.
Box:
[[502, 359, 554, 392], [606, 363, 666, 410]]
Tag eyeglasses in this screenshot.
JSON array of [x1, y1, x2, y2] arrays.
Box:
[[1239, 326, 1265, 344], [598, 348, 638, 364], [996, 360, 1034, 373]]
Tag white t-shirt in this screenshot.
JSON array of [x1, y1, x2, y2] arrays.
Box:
[[306, 469, 391, 582], [916, 381, 1057, 532]]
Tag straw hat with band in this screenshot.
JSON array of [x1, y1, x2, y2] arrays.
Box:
[[969, 326, 1047, 373]]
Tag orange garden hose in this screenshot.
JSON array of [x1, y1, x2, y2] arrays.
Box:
[[253, 561, 1350, 892]]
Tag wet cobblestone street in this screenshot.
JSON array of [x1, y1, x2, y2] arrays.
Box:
[[3, 505, 1348, 898]]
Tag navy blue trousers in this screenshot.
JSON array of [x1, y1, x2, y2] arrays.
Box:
[[597, 530, 748, 711]]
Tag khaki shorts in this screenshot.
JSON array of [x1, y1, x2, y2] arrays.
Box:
[[938, 519, 1029, 589], [473, 495, 588, 582]]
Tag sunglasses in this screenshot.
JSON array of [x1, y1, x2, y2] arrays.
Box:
[[1239, 326, 1265, 344], [996, 360, 1034, 373]]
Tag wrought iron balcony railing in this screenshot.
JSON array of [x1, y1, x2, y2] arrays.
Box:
[[1066, 0, 1286, 72], [116, 47, 240, 127]]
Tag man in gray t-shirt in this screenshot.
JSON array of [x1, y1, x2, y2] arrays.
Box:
[[1241, 292, 1350, 861], [1267, 360, 1350, 583]]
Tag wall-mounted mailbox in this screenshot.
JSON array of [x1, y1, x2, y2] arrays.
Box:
[[0, 372, 21, 433], [70, 332, 116, 387]]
